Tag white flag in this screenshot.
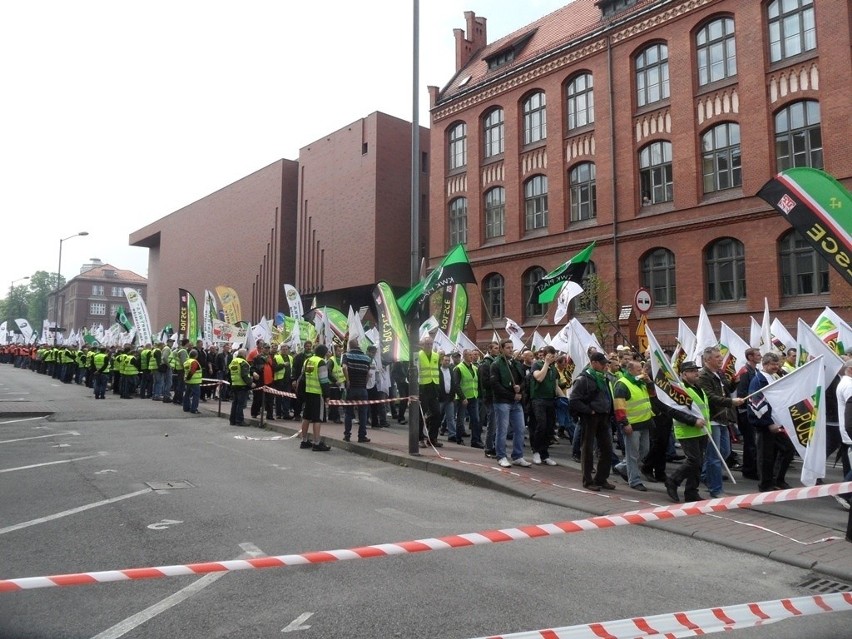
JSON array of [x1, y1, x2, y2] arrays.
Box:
[[505, 318, 525, 351], [122, 288, 152, 346], [671, 318, 696, 373], [283, 284, 304, 321], [770, 318, 796, 355], [14, 318, 34, 343], [419, 315, 439, 340], [796, 318, 845, 382], [455, 331, 479, 355], [811, 307, 852, 356], [748, 357, 826, 486], [691, 305, 717, 364], [760, 298, 772, 355], [749, 317, 762, 349], [719, 322, 750, 381], [553, 280, 583, 324], [646, 324, 704, 420], [532, 331, 546, 351], [433, 329, 456, 356]]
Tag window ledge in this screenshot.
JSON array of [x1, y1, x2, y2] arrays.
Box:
[[447, 167, 467, 178], [481, 154, 504, 166], [564, 123, 595, 138], [638, 201, 675, 216], [768, 50, 819, 73], [634, 100, 671, 118], [523, 227, 550, 239], [695, 76, 738, 97], [706, 301, 748, 313], [521, 139, 547, 153], [701, 187, 743, 205], [778, 293, 832, 310], [480, 237, 506, 249], [647, 306, 679, 319], [568, 216, 598, 229]]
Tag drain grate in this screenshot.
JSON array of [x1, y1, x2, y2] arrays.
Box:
[[798, 576, 852, 594], [146, 480, 195, 491]]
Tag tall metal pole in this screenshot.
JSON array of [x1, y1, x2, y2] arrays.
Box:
[[408, 0, 421, 455], [54, 232, 89, 345]]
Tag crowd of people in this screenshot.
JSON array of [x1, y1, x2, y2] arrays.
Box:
[[2, 336, 851, 507]]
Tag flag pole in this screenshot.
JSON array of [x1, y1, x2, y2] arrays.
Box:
[[587, 296, 635, 350], [477, 288, 506, 339], [703, 422, 737, 484], [407, 0, 421, 456], [523, 310, 550, 349]]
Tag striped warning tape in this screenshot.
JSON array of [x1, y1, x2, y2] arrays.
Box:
[[257, 384, 417, 406], [471, 591, 852, 639], [1, 482, 849, 592]]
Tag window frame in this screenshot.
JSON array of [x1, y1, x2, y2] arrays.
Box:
[[641, 249, 676, 308], [448, 122, 467, 171], [768, 0, 816, 64], [639, 141, 673, 205], [482, 273, 505, 321], [706, 238, 746, 303], [569, 162, 597, 221], [701, 122, 742, 193], [566, 73, 595, 130], [696, 17, 737, 86], [522, 91, 547, 146], [523, 266, 547, 320], [774, 100, 822, 171], [448, 197, 468, 247], [635, 43, 670, 108], [524, 175, 549, 231], [484, 187, 506, 240], [90, 302, 107, 316], [483, 108, 505, 159], [779, 229, 829, 297]]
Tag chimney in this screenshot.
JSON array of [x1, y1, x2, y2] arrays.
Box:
[[454, 11, 487, 72]]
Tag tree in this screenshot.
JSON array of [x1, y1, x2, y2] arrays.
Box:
[[572, 273, 621, 350], [3, 282, 30, 339], [26, 271, 63, 330]]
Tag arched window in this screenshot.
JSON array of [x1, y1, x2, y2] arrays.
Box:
[[484, 187, 505, 240], [696, 17, 736, 85], [483, 108, 505, 158], [569, 162, 597, 221], [639, 141, 673, 204], [523, 267, 546, 319], [775, 100, 822, 170], [706, 238, 746, 302], [483, 273, 505, 321], [779, 230, 829, 296], [448, 197, 468, 247], [701, 123, 741, 193], [641, 249, 676, 307], [566, 73, 594, 130], [448, 122, 467, 170], [522, 92, 547, 145], [635, 43, 669, 107], [524, 175, 548, 231], [768, 0, 816, 63]]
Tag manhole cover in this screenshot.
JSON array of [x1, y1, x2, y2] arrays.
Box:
[[145, 480, 195, 490], [798, 576, 852, 594]]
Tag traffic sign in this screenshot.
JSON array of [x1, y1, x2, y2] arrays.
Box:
[[633, 287, 653, 315]]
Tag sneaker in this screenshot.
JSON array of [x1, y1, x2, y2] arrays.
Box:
[[532, 452, 542, 465], [544, 458, 557, 466], [833, 495, 851, 511], [299, 441, 313, 449], [613, 465, 628, 481], [484, 449, 497, 458], [497, 457, 511, 468], [312, 442, 331, 452], [513, 457, 532, 468]]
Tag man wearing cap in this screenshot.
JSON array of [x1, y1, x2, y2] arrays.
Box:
[[490, 339, 531, 467], [570, 351, 616, 490], [664, 360, 709, 502]]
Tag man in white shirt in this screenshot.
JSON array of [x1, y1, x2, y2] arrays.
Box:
[[834, 359, 852, 510]]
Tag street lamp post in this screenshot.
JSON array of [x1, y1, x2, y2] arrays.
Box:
[[54, 232, 89, 345], [7, 276, 30, 343]]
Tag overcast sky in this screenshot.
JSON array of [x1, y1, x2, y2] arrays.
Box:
[[0, 0, 570, 295]]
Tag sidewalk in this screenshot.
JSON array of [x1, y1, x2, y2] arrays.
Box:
[[213, 402, 852, 585]]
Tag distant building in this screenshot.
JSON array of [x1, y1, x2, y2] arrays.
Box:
[[428, 0, 851, 347], [48, 259, 147, 337], [131, 111, 428, 329]]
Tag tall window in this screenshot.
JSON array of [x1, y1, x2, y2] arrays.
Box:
[[642, 249, 676, 307], [701, 123, 741, 193], [697, 17, 736, 86], [522, 92, 547, 145], [484, 187, 505, 240], [448, 197, 468, 246], [92, 284, 104, 296], [483, 108, 505, 158], [566, 73, 594, 130], [569, 162, 597, 221], [90, 302, 106, 316], [639, 141, 673, 204], [524, 175, 548, 231], [775, 100, 822, 170], [483, 273, 505, 321], [523, 267, 546, 319], [635, 43, 669, 107], [768, 0, 816, 63], [780, 230, 829, 296], [706, 238, 746, 302], [448, 122, 467, 170]]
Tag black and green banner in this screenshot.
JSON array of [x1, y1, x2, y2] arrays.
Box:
[[178, 289, 199, 342], [757, 168, 852, 286], [397, 244, 476, 316], [429, 284, 468, 343], [373, 281, 409, 364], [530, 241, 595, 304]]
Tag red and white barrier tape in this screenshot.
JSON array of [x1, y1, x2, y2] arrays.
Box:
[[1, 482, 849, 592], [472, 591, 852, 639], [257, 384, 417, 406]]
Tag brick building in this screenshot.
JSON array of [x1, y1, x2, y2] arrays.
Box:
[[428, 0, 851, 347], [131, 112, 428, 329], [48, 259, 147, 337]]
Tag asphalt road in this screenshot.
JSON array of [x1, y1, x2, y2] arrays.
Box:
[[1, 368, 850, 638]]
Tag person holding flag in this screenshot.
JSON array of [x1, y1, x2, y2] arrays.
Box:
[[663, 361, 710, 503]]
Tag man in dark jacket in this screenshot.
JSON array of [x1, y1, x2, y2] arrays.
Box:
[[478, 342, 499, 457], [569, 351, 615, 491], [490, 339, 531, 468]]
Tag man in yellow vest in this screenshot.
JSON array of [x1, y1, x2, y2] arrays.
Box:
[[228, 348, 252, 426], [417, 337, 443, 447], [453, 349, 483, 447], [183, 349, 203, 414], [664, 361, 710, 503], [613, 360, 656, 490], [299, 344, 331, 451]]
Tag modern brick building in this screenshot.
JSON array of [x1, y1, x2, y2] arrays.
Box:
[[428, 0, 851, 348], [131, 112, 428, 329], [48, 259, 147, 337]]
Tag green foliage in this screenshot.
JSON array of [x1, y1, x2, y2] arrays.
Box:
[[1, 270, 64, 333]]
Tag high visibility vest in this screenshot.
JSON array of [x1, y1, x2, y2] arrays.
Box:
[[673, 386, 710, 441], [326, 357, 341, 384], [185, 358, 203, 385], [175, 348, 188, 371], [418, 350, 440, 385], [273, 353, 287, 381], [140, 349, 151, 370], [304, 355, 324, 395], [229, 357, 248, 386], [77, 351, 87, 368], [93, 352, 111, 374], [123, 354, 139, 375], [615, 376, 654, 425], [149, 348, 161, 371], [456, 363, 478, 399]]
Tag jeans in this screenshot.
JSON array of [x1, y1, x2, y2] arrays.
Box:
[[153, 370, 165, 398], [441, 399, 457, 438], [621, 426, 650, 487], [493, 401, 525, 461], [703, 422, 731, 495], [459, 398, 481, 446], [483, 402, 495, 451], [230, 387, 248, 424], [93, 373, 109, 399], [183, 384, 200, 412], [344, 387, 369, 440]]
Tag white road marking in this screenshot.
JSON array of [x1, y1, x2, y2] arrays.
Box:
[[0, 430, 79, 444], [0, 451, 107, 473], [281, 613, 314, 633], [147, 519, 183, 530], [89, 543, 267, 639], [94, 469, 118, 474], [0, 488, 152, 535], [0, 415, 45, 425]]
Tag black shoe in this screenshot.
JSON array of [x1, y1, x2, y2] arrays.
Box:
[[357, 437, 371, 443], [729, 462, 743, 471], [596, 481, 616, 490], [666, 454, 686, 462], [397, 419, 407, 424], [190, 410, 200, 414], [266, 416, 275, 421], [742, 472, 760, 480], [484, 449, 497, 458], [775, 481, 791, 490], [299, 441, 313, 449], [631, 484, 648, 492], [583, 483, 601, 492], [428, 439, 444, 448], [571, 454, 581, 463], [343, 435, 350, 442], [664, 478, 680, 503], [312, 442, 331, 451], [470, 441, 484, 449], [641, 468, 659, 483], [684, 492, 702, 502]]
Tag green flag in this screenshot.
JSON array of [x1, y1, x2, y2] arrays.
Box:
[[530, 241, 596, 305], [397, 244, 476, 315]]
